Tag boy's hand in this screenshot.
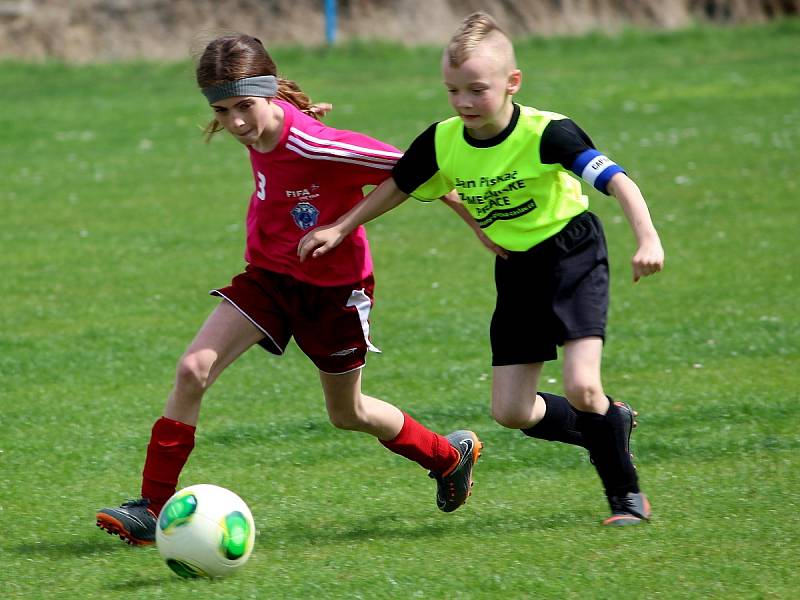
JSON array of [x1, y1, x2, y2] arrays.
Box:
[[474, 228, 509, 259], [309, 102, 333, 117], [607, 172, 665, 282], [298, 225, 345, 261], [631, 238, 664, 282]]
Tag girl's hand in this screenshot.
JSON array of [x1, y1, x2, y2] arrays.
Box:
[[437, 191, 508, 258], [632, 238, 664, 282], [298, 225, 344, 261], [474, 228, 508, 259]]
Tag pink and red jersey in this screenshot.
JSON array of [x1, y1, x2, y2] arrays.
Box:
[[243, 100, 402, 286]]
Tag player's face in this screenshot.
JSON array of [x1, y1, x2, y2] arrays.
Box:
[[210, 96, 275, 146], [442, 53, 520, 139]]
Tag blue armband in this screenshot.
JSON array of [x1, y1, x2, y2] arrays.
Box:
[[571, 149, 625, 195]]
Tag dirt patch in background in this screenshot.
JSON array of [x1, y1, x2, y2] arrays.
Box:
[[0, 0, 797, 62]]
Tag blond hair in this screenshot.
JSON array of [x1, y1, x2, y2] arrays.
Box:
[[445, 11, 513, 68]]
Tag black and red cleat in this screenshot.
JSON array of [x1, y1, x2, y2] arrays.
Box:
[[429, 430, 483, 513], [96, 498, 157, 545]]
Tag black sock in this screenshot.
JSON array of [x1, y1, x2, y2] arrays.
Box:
[[576, 402, 639, 498], [521, 392, 584, 447], [606, 400, 639, 493]]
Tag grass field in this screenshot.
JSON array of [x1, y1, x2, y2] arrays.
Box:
[[2, 20, 799, 599]]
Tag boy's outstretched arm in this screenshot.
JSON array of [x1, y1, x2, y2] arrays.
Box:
[[439, 191, 508, 259], [607, 172, 665, 282], [298, 177, 410, 261]]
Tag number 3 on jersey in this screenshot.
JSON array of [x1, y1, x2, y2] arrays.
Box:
[[256, 171, 266, 201]]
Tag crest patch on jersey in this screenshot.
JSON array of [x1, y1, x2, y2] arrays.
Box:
[[291, 201, 320, 230]]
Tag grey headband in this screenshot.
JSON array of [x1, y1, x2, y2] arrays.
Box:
[[201, 75, 278, 103]]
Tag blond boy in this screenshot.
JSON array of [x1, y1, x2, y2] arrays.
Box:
[[299, 12, 663, 525]]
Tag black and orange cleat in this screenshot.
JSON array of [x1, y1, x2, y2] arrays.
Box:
[[96, 498, 157, 545], [429, 430, 483, 513], [603, 492, 652, 526]]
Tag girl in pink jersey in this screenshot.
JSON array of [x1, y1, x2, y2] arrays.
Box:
[[96, 34, 481, 545]]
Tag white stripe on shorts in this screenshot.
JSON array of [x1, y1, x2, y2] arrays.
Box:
[[346, 288, 381, 354]]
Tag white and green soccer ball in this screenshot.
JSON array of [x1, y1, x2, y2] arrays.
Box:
[[156, 484, 256, 578]]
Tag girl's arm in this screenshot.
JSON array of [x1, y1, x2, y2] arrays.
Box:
[[439, 190, 508, 258], [607, 172, 664, 282], [298, 177, 409, 261]]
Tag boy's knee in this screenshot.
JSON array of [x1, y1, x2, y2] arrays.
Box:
[[563, 380, 604, 412], [492, 410, 523, 429], [491, 396, 530, 429]]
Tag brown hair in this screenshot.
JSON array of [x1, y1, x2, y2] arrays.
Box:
[[196, 34, 319, 138], [445, 11, 511, 68]]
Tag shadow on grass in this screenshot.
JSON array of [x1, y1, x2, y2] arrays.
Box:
[[13, 537, 195, 592], [11, 537, 134, 558], [105, 575, 187, 592], [273, 508, 586, 546]]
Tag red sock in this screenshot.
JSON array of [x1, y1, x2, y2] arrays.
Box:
[[141, 416, 196, 515], [380, 412, 458, 474]]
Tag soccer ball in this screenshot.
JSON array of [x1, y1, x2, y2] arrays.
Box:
[[156, 484, 256, 578]]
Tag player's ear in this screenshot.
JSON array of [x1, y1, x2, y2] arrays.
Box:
[[507, 69, 521, 95]]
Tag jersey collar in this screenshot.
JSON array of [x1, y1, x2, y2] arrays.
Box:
[[463, 103, 520, 148]]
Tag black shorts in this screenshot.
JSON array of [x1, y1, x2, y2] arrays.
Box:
[[491, 211, 609, 366]]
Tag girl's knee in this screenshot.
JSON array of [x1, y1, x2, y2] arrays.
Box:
[[326, 399, 367, 431], [175, 352, 213, 393], [328, 409, 364, 431]]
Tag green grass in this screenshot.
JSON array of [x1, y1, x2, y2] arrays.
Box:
[[2, 21, 800, 598]]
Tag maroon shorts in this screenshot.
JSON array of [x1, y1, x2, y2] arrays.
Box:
[[211, 266, 379, 374]]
